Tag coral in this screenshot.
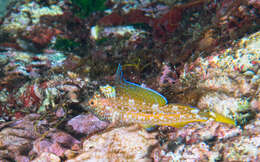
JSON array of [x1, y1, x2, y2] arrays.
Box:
[[1, 1, 63, 33]]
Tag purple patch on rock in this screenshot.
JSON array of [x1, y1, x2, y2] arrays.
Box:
[[31, 139, 53, 154], [15, 155, 30, 162], [67, 114, 109, 136], [51, 131, 80, 147]]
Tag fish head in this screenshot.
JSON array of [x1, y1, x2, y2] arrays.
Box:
[[88, 93, 104, 107], [88, 97, 98, 107]]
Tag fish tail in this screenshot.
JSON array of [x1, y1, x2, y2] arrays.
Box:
[[207, 111, 236, 126]]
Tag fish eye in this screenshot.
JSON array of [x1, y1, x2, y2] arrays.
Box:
[[89, 99, 95, 106]]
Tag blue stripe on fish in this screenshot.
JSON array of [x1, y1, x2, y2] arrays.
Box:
[[123, 80, 168, 104], [115, 64, 168, 106]]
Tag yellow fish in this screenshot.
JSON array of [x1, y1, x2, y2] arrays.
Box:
[[88, 64, 235, 127]]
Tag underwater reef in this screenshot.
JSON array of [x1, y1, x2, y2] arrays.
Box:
[[0, 0, 259, 161]]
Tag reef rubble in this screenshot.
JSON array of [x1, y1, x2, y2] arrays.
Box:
[[0, 0, 259, 161]]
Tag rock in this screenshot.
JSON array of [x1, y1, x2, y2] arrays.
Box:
[[32, 131, 80, 157], [14, 155, 30, 162], [218, 134, 260, 161], [162, 142, 222, 161], [32, 152, 61, 162], [56, 107, 66, 118], [67, 125, 157, 161], [0, 114, 58, 160], [197, 92, 250, 121], [51, 132, 80, 148], [0, 55, 8, 65], [1, 1, 63, 33], [66, 114, 109, 136], [0, 114, 41, 159], [170, 31, 260, 124], [32, 139, 53, 154]]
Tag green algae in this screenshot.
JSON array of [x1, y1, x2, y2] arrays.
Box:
[[53, 37, 81, 52], [71, 0, 107, 18]]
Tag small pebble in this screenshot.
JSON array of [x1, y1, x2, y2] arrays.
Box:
[[243, 70, 255, 76], [251, 75, 260, 83], [0, 55, 8, 65]]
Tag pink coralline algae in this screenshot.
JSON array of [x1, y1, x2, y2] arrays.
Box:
[[158, 63, 177, 87], [31, 131, 80, 157], [20, 84, 42, 108], [22, 25, 62, 49], [66, 114, 109, 136]]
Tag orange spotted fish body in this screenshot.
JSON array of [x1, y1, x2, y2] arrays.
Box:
[[88, 65, 235, 127]]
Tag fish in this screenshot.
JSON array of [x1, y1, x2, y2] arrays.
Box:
[[88, 64, 235, 127]]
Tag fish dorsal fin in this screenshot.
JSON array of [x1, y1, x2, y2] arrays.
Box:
[[115, 64, 124, 83], [115, 64, 168, 106]]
